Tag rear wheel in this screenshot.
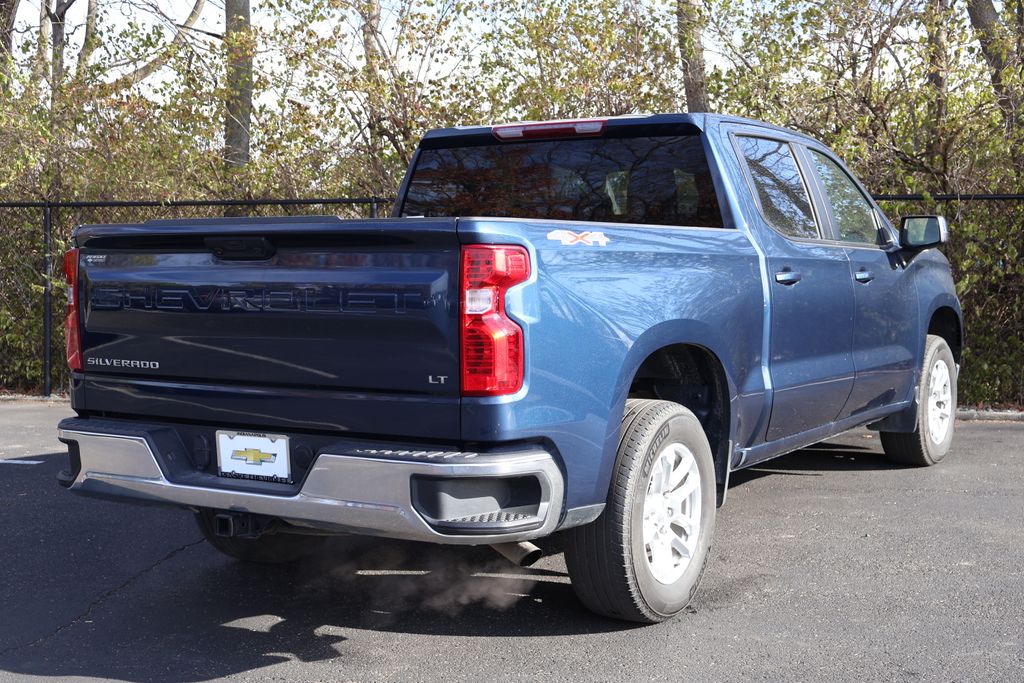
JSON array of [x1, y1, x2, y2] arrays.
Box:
[[195, 509, 323, 563], [564, 399, 716, 623], [880, 334, 957, 466]]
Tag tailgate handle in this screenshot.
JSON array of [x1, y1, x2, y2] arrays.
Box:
[[205, 236, 276, 260]]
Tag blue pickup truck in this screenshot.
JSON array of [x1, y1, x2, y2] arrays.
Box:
[[56, 114, 961, 623]]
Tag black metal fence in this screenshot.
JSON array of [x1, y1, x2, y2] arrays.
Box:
[[2, 193, 1022, 405], [0, 197, 393, 396]]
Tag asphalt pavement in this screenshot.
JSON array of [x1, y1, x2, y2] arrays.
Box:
[[0, 399, 1022, 682]]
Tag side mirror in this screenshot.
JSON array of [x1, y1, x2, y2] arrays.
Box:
[[899, 215, 948, 250]]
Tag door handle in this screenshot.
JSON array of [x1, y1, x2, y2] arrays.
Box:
[[774, 270, 802, 286], [854, 269, 875, 284]]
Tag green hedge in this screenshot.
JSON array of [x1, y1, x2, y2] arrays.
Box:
[[918, 201, 1024, 408]]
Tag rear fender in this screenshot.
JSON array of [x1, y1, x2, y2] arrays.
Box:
[[598, 321, 740, 507]]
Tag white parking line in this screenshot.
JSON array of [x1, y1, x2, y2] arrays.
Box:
[[0, 460, 44, 465]]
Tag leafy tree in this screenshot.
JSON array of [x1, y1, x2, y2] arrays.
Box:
[[482, 0, 680, 121], [0, 0, 1021, 404]]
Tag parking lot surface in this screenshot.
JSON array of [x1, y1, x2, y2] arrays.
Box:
[[1, 400, 1022, 682]]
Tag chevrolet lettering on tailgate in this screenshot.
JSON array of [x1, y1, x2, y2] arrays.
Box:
[[89, 285, 431, 314]]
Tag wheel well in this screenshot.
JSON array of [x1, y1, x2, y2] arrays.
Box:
[[928, 307, 962, 364], [628, 344, 731, 501]]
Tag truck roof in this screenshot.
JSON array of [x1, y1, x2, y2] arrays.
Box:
[[420, 112, 820, 146]]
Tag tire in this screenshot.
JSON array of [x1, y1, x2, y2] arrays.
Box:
[[564, 399, 717, 623], [880, 334, 957, 466], [195, 509, 323, 563]]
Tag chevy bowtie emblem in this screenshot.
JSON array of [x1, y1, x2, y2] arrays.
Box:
[[231, 448, 276, 466]]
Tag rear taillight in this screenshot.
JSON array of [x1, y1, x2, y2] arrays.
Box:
[[460, 245, 530, 396], [63, 248, 82, 372]]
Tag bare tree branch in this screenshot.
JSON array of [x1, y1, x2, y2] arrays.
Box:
[[106, 0, 205, 91]]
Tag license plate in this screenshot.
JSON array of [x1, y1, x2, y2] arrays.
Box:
[[216, 430, 291, 484]]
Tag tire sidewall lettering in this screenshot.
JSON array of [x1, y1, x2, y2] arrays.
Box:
[[629, 411, 715, 618]]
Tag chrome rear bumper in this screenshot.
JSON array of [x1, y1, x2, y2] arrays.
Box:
[[58, 425, 564, 545]]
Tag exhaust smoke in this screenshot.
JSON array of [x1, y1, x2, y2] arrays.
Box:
[[298, 537, 544, 619]]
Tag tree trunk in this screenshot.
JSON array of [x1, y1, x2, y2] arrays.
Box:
[[33, 0, 48, 84], [676, 0, 708, 112], [47, 0, 77, 199], [49, 1, 70, 92], [925, 0, 949, 188], [224, 0, 252, 170], [75, 0, 97, 80], [0, 0, 18, 86], [966, 0, 1024, 175], [966, 0, 1020, 131], [360, 0, 384, 153]]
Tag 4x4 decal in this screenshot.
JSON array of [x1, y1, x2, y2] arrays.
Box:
[[547, 229, 610, 246]]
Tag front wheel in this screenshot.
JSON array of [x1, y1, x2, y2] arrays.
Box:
[[880, 334, 957, 466], [564, 399, 716, 623]]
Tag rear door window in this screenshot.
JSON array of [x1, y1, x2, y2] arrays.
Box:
[[736, 136, 819, 239], [402, 134, 724, 228]]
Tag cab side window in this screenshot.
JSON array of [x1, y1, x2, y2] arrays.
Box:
[[809, 150, 879, 244], [736, 136, 819, 239]]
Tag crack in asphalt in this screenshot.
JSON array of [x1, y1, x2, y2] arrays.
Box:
[[0, 537, 206, 659]]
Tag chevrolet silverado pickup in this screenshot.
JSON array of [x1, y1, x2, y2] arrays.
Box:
[[56, 114, 962, 623]]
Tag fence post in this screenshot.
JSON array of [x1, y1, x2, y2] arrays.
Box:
[[42, 203, 53, 397], [369, 197, 379, 219]]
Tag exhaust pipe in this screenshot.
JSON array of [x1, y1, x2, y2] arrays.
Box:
[[490, 541, 542, 568]]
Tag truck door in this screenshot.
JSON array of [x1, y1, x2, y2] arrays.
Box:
[[734, 135, 856, 441], [804, 148, 919, 418]]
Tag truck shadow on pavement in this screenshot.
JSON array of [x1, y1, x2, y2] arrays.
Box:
[[1, 534, 621, 682], [0, 435, 899, 682], [729, 439, 901, 488]]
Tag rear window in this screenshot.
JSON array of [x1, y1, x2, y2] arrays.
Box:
[[401, 135, 724, 228]]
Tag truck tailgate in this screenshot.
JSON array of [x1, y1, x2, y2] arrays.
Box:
[[72, 216, 460, 435]]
